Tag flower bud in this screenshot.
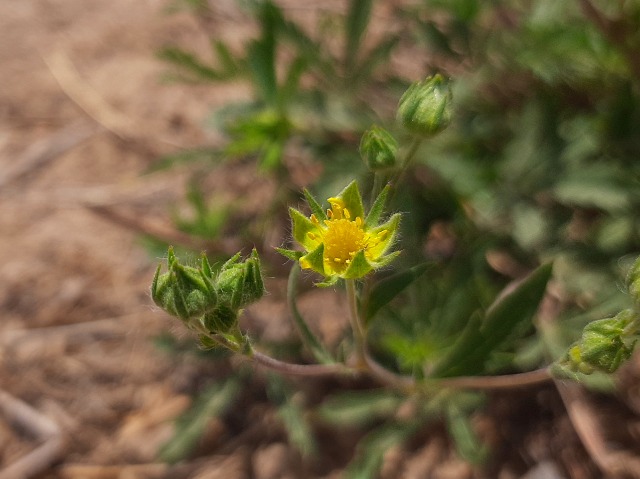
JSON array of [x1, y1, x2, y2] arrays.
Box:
[[397, 74, 452, 136], [216, 249, 266, 310], [359, 126, 398, 171], [555, 309, 637, 376], [151, 248, 218, 321]]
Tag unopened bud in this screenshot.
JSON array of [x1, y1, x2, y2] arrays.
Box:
[[397, 74, 452, 136], [151, 248, 218, 321], [359, 126, 398, 171]]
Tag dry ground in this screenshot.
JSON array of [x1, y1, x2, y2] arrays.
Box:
[[3, 1, 640, 478]]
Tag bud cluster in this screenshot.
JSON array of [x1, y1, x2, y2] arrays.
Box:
[[554, 310, 637, 377], [152, 247, 265, 337]]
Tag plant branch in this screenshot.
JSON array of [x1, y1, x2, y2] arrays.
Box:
[[250, 350, 354, 377]]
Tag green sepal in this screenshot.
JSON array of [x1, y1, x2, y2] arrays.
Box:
[[303, 188, 328, 221], [367, 213, 401, 259], [370, 250, 401, 269], [200, 252, 214, 279], [315, 275, 340, 288], [290, 207, 321, 251], [299, 243, 326, 276], [203, 304, 238, 333], [365, 184, 390, 229], [276, 247, 304, 261], [335, 180, 365, 220], [343, 250, 374, 279]]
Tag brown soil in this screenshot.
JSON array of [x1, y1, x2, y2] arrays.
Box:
[[2, 1, 640, 478]]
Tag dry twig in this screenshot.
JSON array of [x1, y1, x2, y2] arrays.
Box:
[[556, 380, 640, 478], [0, 121, 100, 190], [0, 391, 66, 479]]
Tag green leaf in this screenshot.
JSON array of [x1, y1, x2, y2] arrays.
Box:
[[159, 377, 241, 463], [345, 0, 373, 66], [364, 263, 432, 323], [277, 397, 317, 458], [157, 46, 226, 83], [211, 40, 241, 76], [432, 263, 553, 377], [352, 36, 399, 83], [146, 148, 224, 173], [317, 390, 403, 427], [279, 56, 307, 107], [446, 403, 489, 464], [345, 422, 417, 479], [247, 2, 280, 105]]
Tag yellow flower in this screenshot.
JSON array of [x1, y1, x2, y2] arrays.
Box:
[[279, 181, 400, 284]]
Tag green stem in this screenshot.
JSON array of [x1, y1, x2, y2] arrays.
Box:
[[369, 172, 386, 208], [389, 136, 422, 199], [287, 264, 335, 364], [346, 279, 366, 366]]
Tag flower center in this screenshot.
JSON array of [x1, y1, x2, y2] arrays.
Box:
[[323, 217, 366, 272]]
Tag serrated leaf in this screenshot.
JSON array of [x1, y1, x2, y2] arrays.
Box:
[[364, 263, 432, 323]]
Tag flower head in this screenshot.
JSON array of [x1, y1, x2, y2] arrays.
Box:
[[279, 181, 400, 284]]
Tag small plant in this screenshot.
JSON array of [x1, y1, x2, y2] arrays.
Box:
[[151, 75, 640, 473]]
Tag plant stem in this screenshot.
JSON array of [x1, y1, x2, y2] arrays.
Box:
[[287, 263, 335, 364], [389, 136, 422, 199], [346, 279, 366, 367], [250, 350, 352, 377], [432, 367, 552, 389]]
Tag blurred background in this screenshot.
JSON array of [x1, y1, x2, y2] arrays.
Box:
[[3, 0, 640, 478]]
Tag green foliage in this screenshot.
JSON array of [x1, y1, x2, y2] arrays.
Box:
[[159, 377, 241, 463], [149, 0, 640, 473]]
